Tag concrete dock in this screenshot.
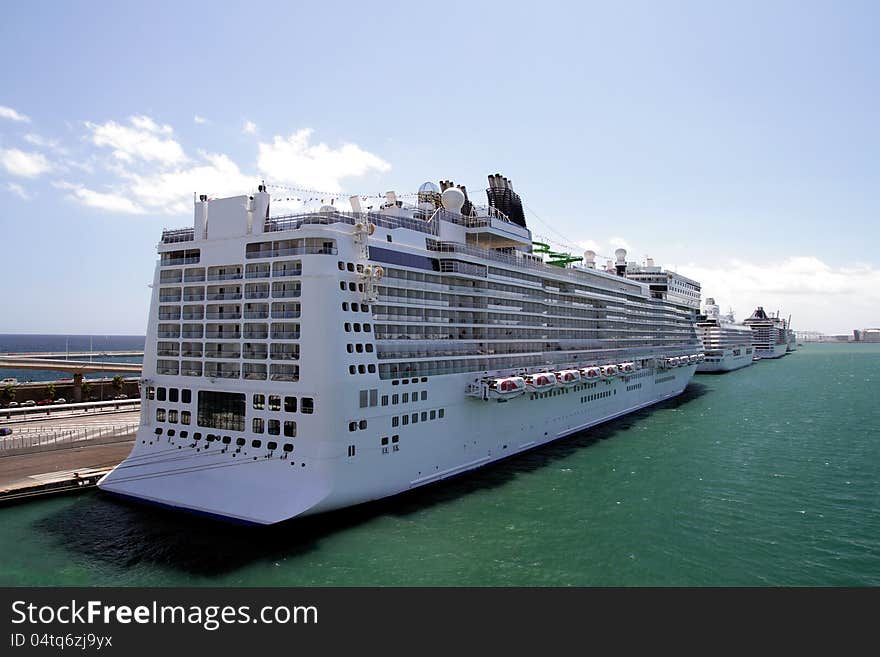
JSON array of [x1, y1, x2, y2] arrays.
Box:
[[0, 410, 136, 503]]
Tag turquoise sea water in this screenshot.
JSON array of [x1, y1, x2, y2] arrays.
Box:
[[0, 343, 877, 586]]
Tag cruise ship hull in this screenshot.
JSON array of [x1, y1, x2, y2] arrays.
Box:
[[696, 349, 753, 373], [754, 343, 789, 359], [99, 365, 696, 525]]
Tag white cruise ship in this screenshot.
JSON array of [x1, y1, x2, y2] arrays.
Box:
[[694, 299, 754, 372], [98, 174, 704, 524], [743, 306, 789, 359]]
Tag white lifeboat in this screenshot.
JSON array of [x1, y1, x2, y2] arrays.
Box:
[[524, 372, 556, 392], [555, 369, 581, 386], [688, 354, 699, 364], [619, 362, 635, 374], [580, 366, 602, 380], [601, 365, 618, 377], [676, 357, 687, 367], [487, 376, 526, 399]]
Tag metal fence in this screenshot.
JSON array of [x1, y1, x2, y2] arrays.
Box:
[[0, 422, 138, 452]]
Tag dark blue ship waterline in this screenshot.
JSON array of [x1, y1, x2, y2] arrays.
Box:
[[0, 343, 877, 585]]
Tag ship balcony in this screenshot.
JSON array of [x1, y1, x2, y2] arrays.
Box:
[[205, 347, 241, 359], [271, 323, 300, 339], [243, 324, 269, 339], [159, 292, 182, 303], [206, 292, 242, 301], [159, 271, 182, 284], [272, 265, 302, 278], [205, 363, 241, 379], [182, 326, 204, 338], [181, 361, 203, 376], [157, 325, 180, 338], [207, 266, 242, 281], [182, 310, 204, 320], [245, 283, 270, 298], [206, 312, 242, 320], [269, 364, 299, 382], [244, 303, 270, 319], [271, 282, 301, 298], [205, 325, 241, 339], [183, 291, 205, 302], [181, 343, 203, 357], [158, 309, 181, 321], [161, 256, 199, 266], [184, 268, 206, 282], [243, 345, 268, 359], [270, 344, 300, 360], [271, 303, 300, 319], [156, 343, 180, 357], [156, 359, 179, 375], [245, 263, 271, 278], [243, 363, 268, 380]]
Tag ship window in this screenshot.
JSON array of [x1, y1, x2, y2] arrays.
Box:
[[368, 364, 376, 373], [349, 366, 356, 375], [268, 419, 280, 435], [439, 409, 444, 418], [421, 391, 427, 401], [284, 396, 297, 412], [196, 391, 246, 432], [402, 415, 409, 425], [154, 428, 162, 435], [421, 412, 427, 422], [284, 421, 296, 437], [181, 411, 191, 425], [342, 302, 349, 311], [356, 264, 364, 273], [360, 303, 368, 312], [167, 429, 175, 437], [364, 324, 371, 332], [268, 395, 281, 411], [157, 387, 167, 401], [340, 282, 346, 291], [346, 344, 353, 353], [283, 443, 293, 453], [411, 413, 417, 424], [391, 435, 399, 443], [366, 344, 374, 353], [253, 394, 265, 410], [369, 389, 377, 406], [353, 323, 361, 333], [345, 323, 351, 332], [430, 410, 436, 420], [392, 417, 399, 427], [347, 263, 354, 272], [348, 282, 356, 291], [251, 439, 261, 448], [236, 437, 246, 446], [355, 344, 363, 353], [381, 437, 389, 446], [156, 408, 166, 422], [194, 432, 202, 441], [147, 386, 155, 400], [267, 441, 277, 451], [349, 422, 356, 432], [359, 390, 368, 408], [393, 394, 399, 404], [253, 418, 264, 434], [359, 420, 367, 430], [181, 389, 191, 404], [387, 235, 392, 242], [222, 436, 231, 445], [402, 393, 409, 403], [301, 398, 314, 414], [338, 261, 344, 270], [358, 364, 366, 374]]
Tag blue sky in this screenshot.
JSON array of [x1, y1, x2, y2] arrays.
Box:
[[1, 0, 878, 334]]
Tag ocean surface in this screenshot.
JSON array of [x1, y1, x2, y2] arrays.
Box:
[[0, 343, 877, 586], [0, 334, 145, 382]]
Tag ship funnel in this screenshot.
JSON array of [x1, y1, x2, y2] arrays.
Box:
[[385, 191, 397, 207], [583, 250, 596, 269], [646, 257, 655, 267], [615, 248, 627, 276], [349, 195, 363, 212]]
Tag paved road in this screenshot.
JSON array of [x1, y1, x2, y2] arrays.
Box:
[[4, 410, 140, 429], [0, 440, 134, 490]]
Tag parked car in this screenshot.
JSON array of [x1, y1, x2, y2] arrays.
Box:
[[21, 400, 36, 407], [36, 399, 52, 406], [53, 398, 67, 404], [7, 401, 18, 407], [0, 427, 12, 437], [113, 394, 128, 399]]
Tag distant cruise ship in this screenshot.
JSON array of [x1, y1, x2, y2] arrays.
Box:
[[743, 306, 789, 359], [694, 299, 753, 372], [99, 174, 704, 524]]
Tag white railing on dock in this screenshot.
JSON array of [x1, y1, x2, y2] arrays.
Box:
[[0, 422, 138, 453]]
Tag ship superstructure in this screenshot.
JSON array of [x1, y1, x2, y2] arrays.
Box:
[[99, 174, 703, 524], [694, 299, 754, 372], [743, 306, 789, 359]]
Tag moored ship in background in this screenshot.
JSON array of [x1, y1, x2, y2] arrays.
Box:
[[694, 299, 754, 372], [99, 173, 704, 524], [743, 306, 790, 359]]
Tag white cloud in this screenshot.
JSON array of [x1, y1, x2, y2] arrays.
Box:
[[54, 181, 145, 214], [85, 115, 186, 166], [678, 256, 880, 334], [4, 182, 31, 200], [0, 105, 30, 123], [0, 148, 53, 177], [576, 239, 602, 254], [243, 120, 257, 135], [122, 151, 254, 215], [194, 115, 208, 124], [257, 129, 391, 192], [609, 237, 632, 252]]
